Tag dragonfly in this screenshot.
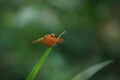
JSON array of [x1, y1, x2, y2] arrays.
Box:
[[29, 33, 63, 47]]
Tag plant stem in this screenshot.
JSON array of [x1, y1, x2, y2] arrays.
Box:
[[26, 47, 52, 80], [26, 31, 66, 80]]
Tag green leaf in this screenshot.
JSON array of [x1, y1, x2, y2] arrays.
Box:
[[26, 47, 53, 80], [72, 60, 114, 80]]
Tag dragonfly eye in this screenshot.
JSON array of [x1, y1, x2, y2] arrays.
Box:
[[51, 33, 55, 37]]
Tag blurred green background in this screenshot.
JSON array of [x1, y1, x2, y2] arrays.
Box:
[[0, 0, 120, 80]]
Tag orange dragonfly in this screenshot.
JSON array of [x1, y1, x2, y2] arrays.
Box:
[[29, 33, 63, 47]]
